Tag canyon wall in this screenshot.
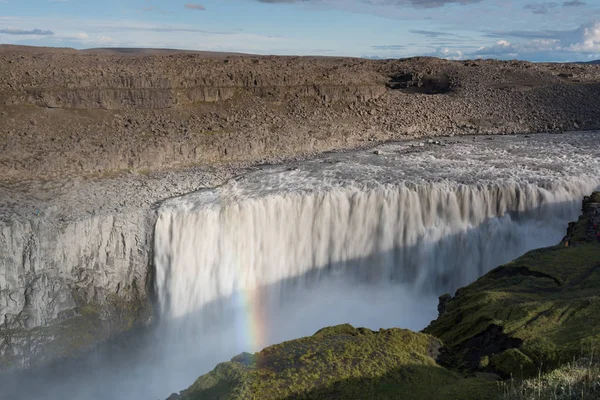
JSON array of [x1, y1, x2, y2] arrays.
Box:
[[0, 211, 153, 369], [2, 46, 600, 182], [2, 45, 600, 372]]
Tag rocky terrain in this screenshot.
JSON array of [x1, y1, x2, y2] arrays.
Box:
[[2, 44, 600, 375], [170, 192, 600, 400], [1, 45, 600, 182]]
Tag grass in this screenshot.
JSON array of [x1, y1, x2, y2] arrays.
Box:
[[501, 355, 600, 400], [173, 325, 497, 400], [425, 193, 600, 378]]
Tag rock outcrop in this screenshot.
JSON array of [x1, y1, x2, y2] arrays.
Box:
[[0, 211, 153, 369], [167, 324, 494, 400]]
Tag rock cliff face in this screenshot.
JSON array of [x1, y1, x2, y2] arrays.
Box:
[[0, 211, 153, 369], [0, 164, 234, 371], [0, 50, 387, 109], [2, 46, 600, 182]]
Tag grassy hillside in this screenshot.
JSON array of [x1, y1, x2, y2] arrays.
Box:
[[169, 325, 496, 400]]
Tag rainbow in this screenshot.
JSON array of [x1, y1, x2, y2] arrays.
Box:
[[234, 284, 267, 354]]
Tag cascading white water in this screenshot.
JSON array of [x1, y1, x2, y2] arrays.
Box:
[[146, 133, 600, 399], [154, 180, 596, 321], [8, 133, 600, 400]]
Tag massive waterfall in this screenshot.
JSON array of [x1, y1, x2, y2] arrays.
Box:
[[5, 133, 600, 400], [155, 180, 593, 320], [149, 134, 600, 399], [151, 135, 600, 390]]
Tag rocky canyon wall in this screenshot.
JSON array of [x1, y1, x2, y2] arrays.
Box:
[[2, 46, 600, 182], [0, 211, 153, 369]]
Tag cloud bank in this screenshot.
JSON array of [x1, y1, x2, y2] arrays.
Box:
[[256, 0, 482, 9], [0, 28, 54, 35], [475, 22, 600, 60]]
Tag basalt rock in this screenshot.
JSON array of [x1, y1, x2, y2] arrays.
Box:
[[0, 211, 153, 370], [2, 46, 600, 182]]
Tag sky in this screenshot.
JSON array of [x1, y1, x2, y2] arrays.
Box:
[[0, 0, 599, 61]]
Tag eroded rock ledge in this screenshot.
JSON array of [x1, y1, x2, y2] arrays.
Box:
[[0, 167, 238, 371]]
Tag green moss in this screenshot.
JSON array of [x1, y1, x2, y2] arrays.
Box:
[[479, 356, 490, 369], [173, 325, 498, 400], [425, 193, 600, 378], [491, 349, 537, 378], [312, 323, 358, 338], [500, 356, 600, 400]]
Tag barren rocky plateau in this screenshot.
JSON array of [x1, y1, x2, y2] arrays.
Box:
[[2, 44, 600, 183]]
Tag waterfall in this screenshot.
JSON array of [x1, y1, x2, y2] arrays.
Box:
[[5, 133, 600, 400], [154, 178, 599, 323]]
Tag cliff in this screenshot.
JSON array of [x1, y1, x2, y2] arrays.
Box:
[[2, 46, 600, 182], [0, 211, 153, 369], [0, 166, 235, 371]]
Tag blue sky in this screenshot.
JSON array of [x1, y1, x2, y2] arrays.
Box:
[[1, 0, 599, 61]]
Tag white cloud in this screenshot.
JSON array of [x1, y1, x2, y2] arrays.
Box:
[[474, 21, 600, 60], [566, 22, 600, 52], [430, 47, 464, 59], [98, 35, 116, 44]]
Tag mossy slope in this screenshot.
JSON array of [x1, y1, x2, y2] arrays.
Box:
[[425, 192, 600, 378], [169, 325, 496, 400]]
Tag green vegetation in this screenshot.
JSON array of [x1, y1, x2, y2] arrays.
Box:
[[425, 193, 600, 378], [501, 356, 600, 399], [172, 325, 496, 400]]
